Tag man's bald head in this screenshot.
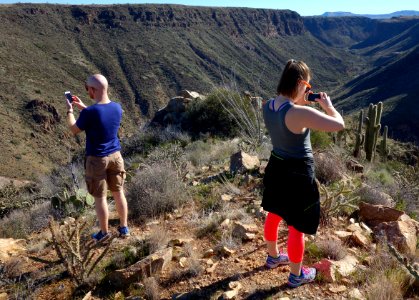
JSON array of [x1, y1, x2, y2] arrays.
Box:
[[86, 74, 108, 92]]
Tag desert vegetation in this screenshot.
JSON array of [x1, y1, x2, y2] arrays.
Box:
[[0, 86, 418, 300]]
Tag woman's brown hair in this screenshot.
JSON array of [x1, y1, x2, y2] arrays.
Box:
[[276, 59, 311, 99]]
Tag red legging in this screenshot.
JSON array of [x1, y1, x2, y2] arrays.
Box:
[[264, 212, 304, 263]]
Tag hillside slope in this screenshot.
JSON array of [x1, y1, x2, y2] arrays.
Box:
[[0, 4, 362, 179]]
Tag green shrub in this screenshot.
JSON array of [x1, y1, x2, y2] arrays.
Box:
[[311, 130, 333, 150], [121, 126, 190, 159], [50, 188, 95, 219], [183, 89, 240, 138], [367, 168, 395, 186], [193, 184, 222, 212], [184, 139, 238, 167], [105, 239, 150, 273], [305, 240, 323, 260]]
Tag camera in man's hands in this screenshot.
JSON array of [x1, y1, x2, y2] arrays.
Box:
[[65, 91, 73, 103], [307, 93, 321, 102]]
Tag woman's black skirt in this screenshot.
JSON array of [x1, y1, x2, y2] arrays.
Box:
[[262, 152, 320, 235]]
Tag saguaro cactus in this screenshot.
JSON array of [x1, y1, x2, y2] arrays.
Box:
[[364, 102, 382, 162], [353, 110, 364, 158], [380, 125, 389, 161]]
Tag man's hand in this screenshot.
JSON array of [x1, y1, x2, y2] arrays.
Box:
[[65, 96, 73, 112], [72, 96, 87, 111]]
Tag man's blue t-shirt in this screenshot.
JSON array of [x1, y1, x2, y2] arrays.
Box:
[[76, 101, 122, 157]]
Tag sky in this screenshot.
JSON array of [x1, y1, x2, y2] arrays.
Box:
[[1, 0, 419, 16]]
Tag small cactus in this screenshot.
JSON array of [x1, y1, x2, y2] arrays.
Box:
[[353, 110, 364, 158], [51, 188, 95, 217], [380, 125, 389, 161], [388, 243, 419, 283], [364, 102, 383, 162]]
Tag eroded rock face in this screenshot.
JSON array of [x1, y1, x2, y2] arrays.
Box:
[[67, 6, 305, 36]]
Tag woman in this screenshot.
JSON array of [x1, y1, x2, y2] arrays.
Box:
[[262, 59, 344, 288]]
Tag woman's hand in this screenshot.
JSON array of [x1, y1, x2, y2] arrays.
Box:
[[316, 92, 334, 110]]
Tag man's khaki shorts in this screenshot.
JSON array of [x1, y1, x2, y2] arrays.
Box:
[[85, 151, 126, 198]]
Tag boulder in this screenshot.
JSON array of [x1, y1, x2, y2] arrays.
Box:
[[104, 247, 172, 289], [346, 223, 362, 232], [334, 231, 353, 240], [232, 221, 258, 242], [333, 255, 359, 277], [346, 159, 364, 173], [179, 90, 201, 99], [348, 288, 366, 300], [166, 96, 189, 113], [230, 151, 260, 174], [222, 281, 242, 299], [375, 220, 418, 255], [0, 293, 8, 300], [313, 255, 359, 283], [350, 231, 370, 249], [312, 259, 336, 283], [0, 238, 26, 263], [359, 202, 405, 227], [329, 285, 347, 293], [168, 238, 194, 247], [150, 91, 201, 127]]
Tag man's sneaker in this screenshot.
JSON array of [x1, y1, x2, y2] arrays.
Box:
[[265, 252, 290, 268], [287, 267, 316, 288], [91, 230, 111, 242], [117, 226, 130, 238]]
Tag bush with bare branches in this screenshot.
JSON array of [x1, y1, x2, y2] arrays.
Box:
[[40, 218, 114, 286]]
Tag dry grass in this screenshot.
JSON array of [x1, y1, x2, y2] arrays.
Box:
[[127, 162, 190, 223], [147, 225, 170, 254], [143, 277, 161, 300], [363, 244, 413, 299], [366, 273, 405, 300], [166, 243, 203, 284], [184, 139, 238, 168], [356, 184, 394, 207], [317, 238, 347, 260], [191, 201, 251, 240], [314, 151, 345, 185], [0, 201, 52, 239]]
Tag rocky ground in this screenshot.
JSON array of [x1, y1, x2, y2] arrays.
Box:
[[1, 132, 419, 299], [1, 161, 418, 300]]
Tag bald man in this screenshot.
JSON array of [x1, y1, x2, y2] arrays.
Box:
[[66, 74, 129, 241]]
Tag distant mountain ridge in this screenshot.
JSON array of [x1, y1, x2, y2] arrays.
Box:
[[321, 10, 419, 19], [1, 4, 419, 179]]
